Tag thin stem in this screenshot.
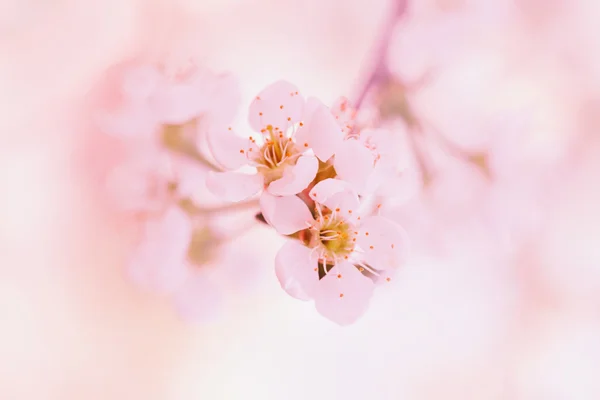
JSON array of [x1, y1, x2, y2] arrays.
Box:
[[352, 0, 408, 110]]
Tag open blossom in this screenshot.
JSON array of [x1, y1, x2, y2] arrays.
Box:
[[263, 178, 408, 325], [205, 80, 322, 201], [94, 61, 240, 212], [128, 205, 260, 323]]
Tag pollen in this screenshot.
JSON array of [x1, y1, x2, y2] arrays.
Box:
[[339, 293, 344, 298], [279, 133, 283, 138], [287, 117, 291, 121], [369, 245, 374, 250], [299, 122, 304, 127], [386, 277, 391, 282], [280, 105, 284, 109], [337, 274, 342, 279], [239, 149, 244, 154], [344, 255, 349, 259], [365, 232, 369, 236], [259, 112, 263, 116], [335, 208, 340, 212], [304, 142, 309, 147], [348, 210, 353, 214]]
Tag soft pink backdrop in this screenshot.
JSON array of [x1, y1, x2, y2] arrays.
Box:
[[1, 0, 599, 399]]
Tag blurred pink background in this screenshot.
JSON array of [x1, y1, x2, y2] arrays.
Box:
[[1, 0, 600, 399]]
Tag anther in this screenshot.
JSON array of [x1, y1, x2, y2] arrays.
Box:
[[304, 142, 309, 147], [280, 105, 284, 109], [365, 232, 369, 236], [339, 293, 344, 298], [337, 274, 342, 279], [239, 149, 244, 154], [335, 208, 340, 212], [369, 245, 374, 250]]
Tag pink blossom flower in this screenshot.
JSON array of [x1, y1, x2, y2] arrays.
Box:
[[263, 178, 408, 325], [127, 205, 260, 323], [206, 80, 320, 202]]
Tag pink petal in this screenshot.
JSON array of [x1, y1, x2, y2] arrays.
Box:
[[120, 63, 162, 103], [203, 73, 241, 127], [309, 178, 360, 216], [260, 192, 314, 235], [275, 241, 320, 300], [333, 139, 375, 194], [267, 155, 319, 196], [313, 262, 375, 326], [206, 127, 256, 170], [127, 207, 192, 293], [150, 73, 210, 125], [172, 268, 222, 324], [357, 216, 409, 271], [206, 171, 263, 202], [294, 102, 343, 162], [94, 105, 158, 139], [248, 80, 304, 132]]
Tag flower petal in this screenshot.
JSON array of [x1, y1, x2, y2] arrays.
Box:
[[357, 216, 409, 271], [206, 171, 263, 202], [334, 139, 375, 194], [203, 73, 241, 127], [172, 268, 222, 323], [260, 192, 313, 235], [309, 178, 360, 216], [295, 102, 343, 162], [94, 105, 158, 139], [313, 262, 375, 325], [151, 72, 212, 124], [120, 63, 162, 103], [206, 127, 256, 170], [275, 240, 320, 300], [127, 206, 192, 293], [248, 80, 304, 132], [267, 155, 319, 196]]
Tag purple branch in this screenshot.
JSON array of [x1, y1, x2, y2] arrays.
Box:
[[352, 0, 408, 110]]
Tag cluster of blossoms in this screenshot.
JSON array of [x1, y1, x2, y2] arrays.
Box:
[[206, 81, 409, 325], [93, 59, 409, 325]]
